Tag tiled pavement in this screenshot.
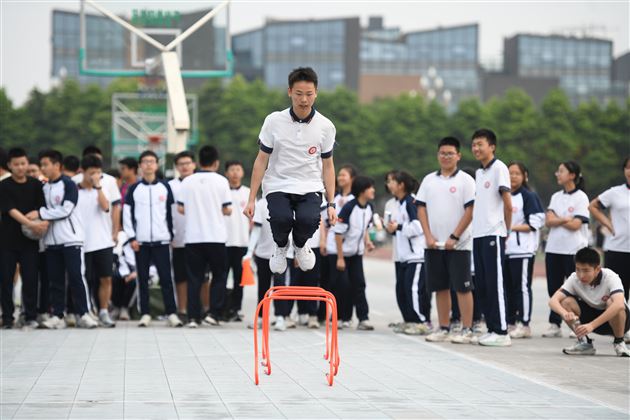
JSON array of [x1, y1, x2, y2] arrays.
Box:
[[1, 258, 628, 419]]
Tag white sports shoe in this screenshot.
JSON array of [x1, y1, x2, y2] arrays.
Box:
[[118, 308, 130, 321], [202, 315, 220, 326], [510, 324, 532, 339], [98, 311, 116, 328], [41, 315, 66, 330], [542, 323, 562, 338], [450, 329, 474, 344], [307, 316, 320, 329], [299, 314, 309, 326], [479, 332, 512, 347], [614, 341, 630, 357], [294, 245, 316, 271], [269, 245, 289, 274], [426, 329, 450, 342], [274, 316, 287, 331], [78, 313, 98, 329], [65, 313, 77, 328], [138, 314, 151, 327], [186, 321, 198, 329], [624, 331, 630, 344], [167, 313, 183, 327]]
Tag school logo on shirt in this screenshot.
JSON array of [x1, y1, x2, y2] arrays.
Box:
[[449, 186, 457, 193], [512, 206, 518, 213], [54, 195, 62, 205], [484, 181, 491, 189], [568, 206, 575, 213], [601, 295, 609, 302], [159, 195, 166, 202], [308, 146, 317, 155]]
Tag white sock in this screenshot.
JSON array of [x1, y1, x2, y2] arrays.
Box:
[[99, 309, 108, 316]]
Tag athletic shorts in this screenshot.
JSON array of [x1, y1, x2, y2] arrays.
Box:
[[578, 299, 630, 335], [84, 247, 114, 278], [424, 249, 473, 293], [172, 247, 187, 284]]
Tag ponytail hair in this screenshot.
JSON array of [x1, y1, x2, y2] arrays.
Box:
[[508, 161, 530, 189], [561, 160, 585, 191], [392, 170, 419, 196]]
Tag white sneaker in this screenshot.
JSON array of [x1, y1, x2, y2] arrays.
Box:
[[357, 320, 374, 331], [294, 246, 315, 271], [78, 313, 98, 329], [450, 321, 462, 333], [510, 324, 532, 339], [269, 245, 289, 274], [451, 329, 474, 344], [563, 340, 596, 355], [138, 314, 151, 327], [186, 321, 198, 329], [247, 319, 263, 330], [624, 331, 630, 344], [202, 315, 220, 326], [472, 321, 487, 335], [41, 315, 66, 329], [99, 311, 116, 328], [307, 316, 320, 329], [37, 313, 50, 324], [470, 332, 491, 345], [23, 320, 40, 330], [614, 341, 630, 357], [342, 320, 352, 329], [298, 314, 309, 326], [285, 318, 297, 329], [167, 313, 183, 327], [65, 313, 77, 327], [274, 316, 287, 331], [542, 323, 562, 338], [426, 329, 450, 342], [403, 322, 430, 336], [118, 308, 130, 321], [479, 332, 512, 347]]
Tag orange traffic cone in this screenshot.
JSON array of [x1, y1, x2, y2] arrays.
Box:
[[240, 258, 255, 287]]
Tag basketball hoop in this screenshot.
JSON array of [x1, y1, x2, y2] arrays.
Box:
[[148, 134, 162, 144]]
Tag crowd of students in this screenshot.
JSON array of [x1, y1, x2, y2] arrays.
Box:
[[1, 67, 628, 359]]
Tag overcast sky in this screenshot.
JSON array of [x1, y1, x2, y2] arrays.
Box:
[[1, 0, 628, 105]]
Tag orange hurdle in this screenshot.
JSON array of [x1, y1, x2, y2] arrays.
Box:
[[253, 286, 340, 386]]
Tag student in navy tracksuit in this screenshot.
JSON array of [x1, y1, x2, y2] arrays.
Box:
[[386, 171, 431, 335], [36, 150, 97, 329], [504, 162, 544, 339], [333, 176, 376, 331], [123, 150, 181, 328]]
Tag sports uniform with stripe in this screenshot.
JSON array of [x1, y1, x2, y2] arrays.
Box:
[[393, 194, 430, 324], [168, 177, 187, 286], [504, 186, 544, 327], [472, 158, 511, 336], [39, 175, 90, 318], [545, 188, 590, 326], [179, 171, 232, 322], [331, 199, 373, 322], [598, 184, 630, 300], [123, 179, 177, 317]]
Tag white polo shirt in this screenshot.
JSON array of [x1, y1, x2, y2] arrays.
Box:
[[325, 193, 354, 254], [73, 172, 121, 207], [545, 188, 590, 255], [77, 185, 115, 253], [253, 198, 275, 260], [168, 177, 186, 249], [179, 171, 232, 244], [258, 108, 335, 196], [225, 185, 251, 248], [561, 268, 627, 311], [416, 169, 475, 251], [472, 158, 511, 238], [598, 184, 630, 253]]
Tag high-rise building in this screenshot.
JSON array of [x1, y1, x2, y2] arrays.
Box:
[[503, 34, 615, 104]]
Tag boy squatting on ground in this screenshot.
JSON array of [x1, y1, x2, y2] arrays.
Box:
[[548, 246, 630, 357], [244, 67, 337, 273]]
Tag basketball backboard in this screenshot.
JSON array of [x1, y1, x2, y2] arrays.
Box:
[[79, 0, 232, 78]]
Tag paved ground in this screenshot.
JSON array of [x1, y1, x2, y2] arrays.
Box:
[[1, 257, 629, 419]]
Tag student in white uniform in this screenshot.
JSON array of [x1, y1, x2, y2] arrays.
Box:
[[77, 154, 120, 327], [224, 160, 251, 322], [168, 151, 196, 319], [178, 146, 232, 327], [543, 160, 590, 338], [471, 129, 513, 347], [244, 67, 337, 275], [549, 247, 630, 357], [123, 150, 182, 328], [386, 171, 431, 335], [322, 164, 356, 326], [333, 176, 376, 331], [589, 157, 630, 302], [503, 162, 544, 339], [418, 137, 476, 344]]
